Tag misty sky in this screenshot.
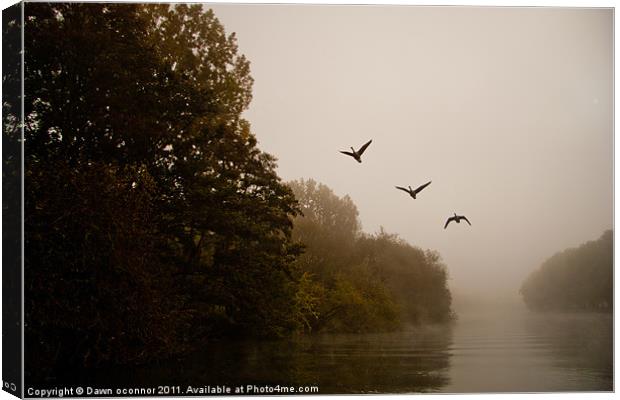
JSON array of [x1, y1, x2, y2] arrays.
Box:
[[208, 5, 613, 301]]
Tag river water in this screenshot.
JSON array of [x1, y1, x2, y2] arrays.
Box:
[[115, 305, 612, 394], [59, 305, 612, 394], [441, 307, 612, 393]]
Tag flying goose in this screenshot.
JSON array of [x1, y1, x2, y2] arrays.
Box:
[[395, 181, 432, 199], [340, 139, 372, 163], [444, 213, 471, 229]]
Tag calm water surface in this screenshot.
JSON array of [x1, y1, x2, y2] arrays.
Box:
[[98, 307, 613, 393]]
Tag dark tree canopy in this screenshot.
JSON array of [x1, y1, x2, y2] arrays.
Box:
[[520, 230, 613, 312], [24, 3, 300, 379]]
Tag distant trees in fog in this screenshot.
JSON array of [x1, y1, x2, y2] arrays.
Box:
[[520, 230, 612, 312], [289, 179, 454, 333]]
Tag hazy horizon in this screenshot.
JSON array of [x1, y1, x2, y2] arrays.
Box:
[[209, 5, 613, 304]]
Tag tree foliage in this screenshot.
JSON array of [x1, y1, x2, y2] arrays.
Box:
[[520, 230, 613, 312], [356, 231, 453, 323], [24, 3, 300, 378], [288, 179, 453, 333]]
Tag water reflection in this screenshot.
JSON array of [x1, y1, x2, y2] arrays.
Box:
[[128, 323, 454, 394], [523, 312, 613, 390], [444, 308, 613, 392], [49, 309, 612, 394]]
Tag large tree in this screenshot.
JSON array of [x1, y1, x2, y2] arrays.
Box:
[[24, 3, 300, 378]]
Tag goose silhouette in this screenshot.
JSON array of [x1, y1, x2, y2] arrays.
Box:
[[395, 181, 431, 199], [444, 213, 471, 229], [340, 139, 372, 163]]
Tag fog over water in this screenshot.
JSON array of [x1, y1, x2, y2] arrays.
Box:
[[209, 5, 613, 304]]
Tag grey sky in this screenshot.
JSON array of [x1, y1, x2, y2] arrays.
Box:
[[209, 5, 613, 301]]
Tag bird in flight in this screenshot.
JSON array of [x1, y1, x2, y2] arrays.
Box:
[[340, 139, 372, 163], [395, 181, 432, 199], [444, 213, 471, 229]]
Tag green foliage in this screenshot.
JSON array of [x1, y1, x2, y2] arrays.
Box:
[[288, 179, 453, 334], [356, 231, 453, 324], [292, 272, 325, 332], [325, 270, 401, 333], [520, 230, 613, 312], [24, 3, 300, 376]]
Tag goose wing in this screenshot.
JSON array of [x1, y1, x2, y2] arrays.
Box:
[[356, 139, 372, 156], [444, 216, 456, 229], [395, 186, 411, 194], [461, 216, 472, 226], [413, 180, 432, 195], [340, 151, 356, 158]]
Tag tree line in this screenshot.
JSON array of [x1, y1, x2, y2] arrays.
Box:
[[520, 230, 612, 312], [19, 3, 452, 381], [289, 179, 453, 333]]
